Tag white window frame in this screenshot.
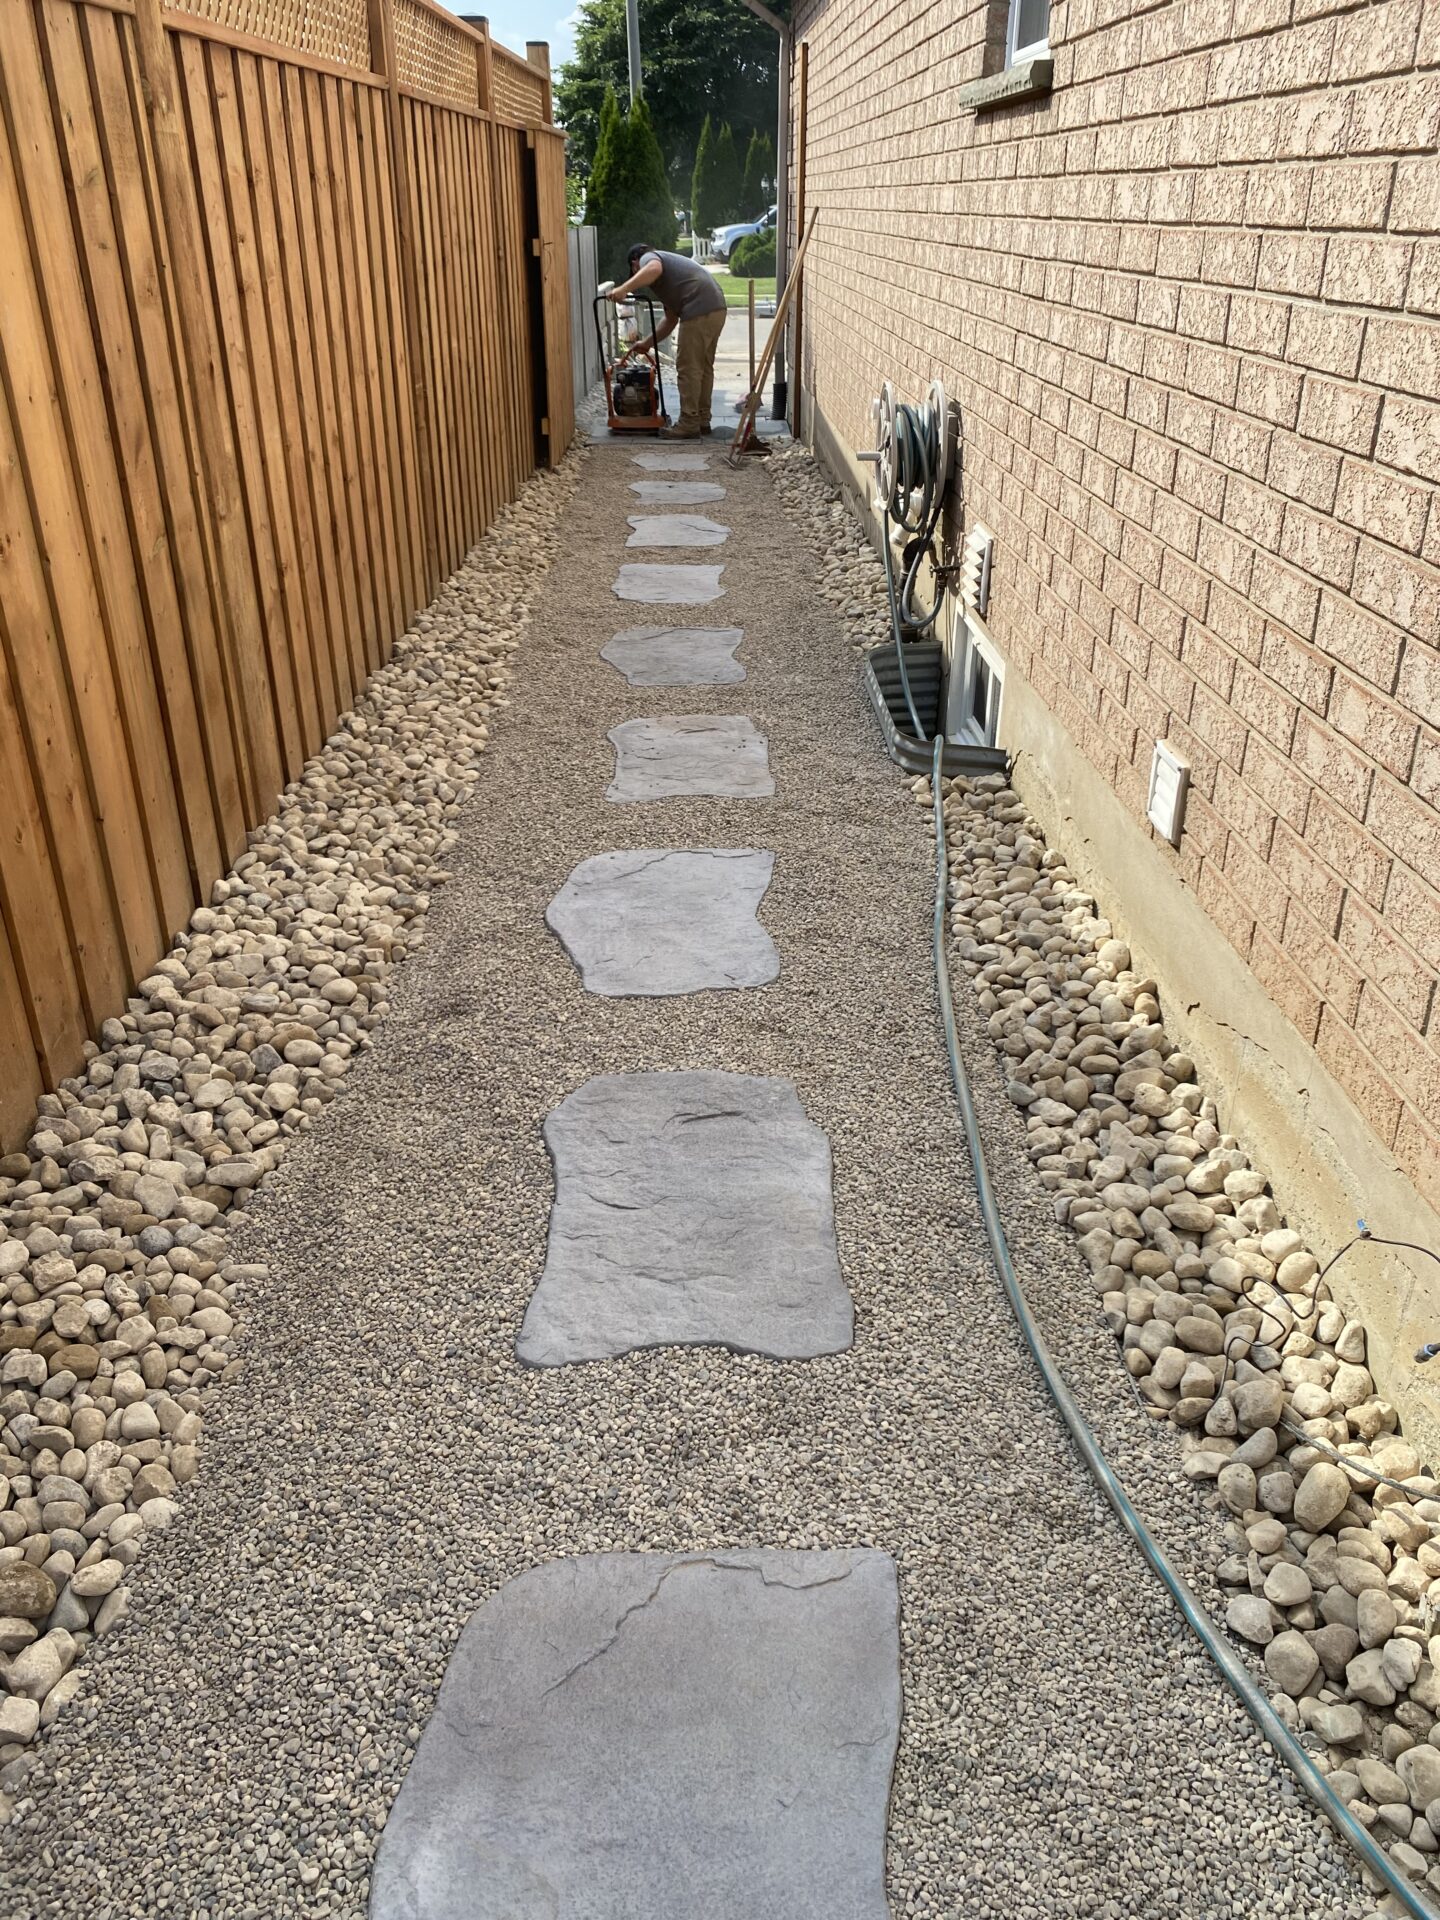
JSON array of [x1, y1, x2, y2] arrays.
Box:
[[1006, 0, 1050, 66], [949, 612, 1005, 749]]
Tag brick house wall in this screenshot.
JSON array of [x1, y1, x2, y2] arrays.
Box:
[[789, 0, 1440, 1223]]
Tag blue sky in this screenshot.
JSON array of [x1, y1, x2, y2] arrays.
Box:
[[447, 2, 582, 73]]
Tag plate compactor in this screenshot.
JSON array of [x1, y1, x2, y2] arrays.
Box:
[[594, 292, 670, 434]]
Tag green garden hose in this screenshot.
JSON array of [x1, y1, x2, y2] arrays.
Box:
[[928, 732, 1437, 1920]]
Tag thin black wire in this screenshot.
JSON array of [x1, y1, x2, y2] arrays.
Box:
[[1221, 1230, 1440, 1390]]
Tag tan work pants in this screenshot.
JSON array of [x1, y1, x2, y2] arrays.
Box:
[[674, 306, 727, 430]]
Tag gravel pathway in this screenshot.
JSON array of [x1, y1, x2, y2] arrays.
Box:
[[0, 444, 1374, 1920]]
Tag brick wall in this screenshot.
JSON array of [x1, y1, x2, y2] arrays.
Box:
[[791, 0, 1440, 1210]]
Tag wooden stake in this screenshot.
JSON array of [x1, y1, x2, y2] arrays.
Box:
[[728, 207, 817, 463], [794, 40, 809, 442], [748, 275, 756, 392]]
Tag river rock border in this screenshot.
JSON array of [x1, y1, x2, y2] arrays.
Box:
[[0, 451, 584, 1806], [770, 444, 1440, 1901]]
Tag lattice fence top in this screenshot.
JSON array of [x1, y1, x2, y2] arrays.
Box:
[[393, 0, 481, 107], [491, 45, 546, 122], [164, 0, 374, 70]]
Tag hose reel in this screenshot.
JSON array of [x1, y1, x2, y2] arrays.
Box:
[[860, 379, 956, 740]]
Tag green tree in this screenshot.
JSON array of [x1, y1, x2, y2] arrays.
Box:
[[626, 95, 679, 251], [741, 128, 774, 215], [583, 83, 623, 230], [690, 114, 721, 237], [587, 93, 678, 280], [555, 0, 780, 214], [713, 121, 742, 223]]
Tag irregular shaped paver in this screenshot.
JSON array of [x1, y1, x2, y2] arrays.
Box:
[[600, 625, 746, 686], [369, 1548, 898, 1920], [546, 848, 777, 995], [626, 513, 730, 548], [613, 563, 725, 604], [519, 1071, 851, 1364], [631, 449, 711, 471], [606, 715, 773, 802], [629, 479, 728, 506]]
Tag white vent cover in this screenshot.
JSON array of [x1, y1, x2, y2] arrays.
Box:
[[1147, 739, 1190, 844], [960, 524, 994, 616]]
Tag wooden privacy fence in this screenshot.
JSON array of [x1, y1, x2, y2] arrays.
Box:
[[0, 0, 574, 1148]]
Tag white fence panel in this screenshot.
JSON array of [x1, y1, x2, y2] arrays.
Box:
[[568, 225, 605, 408]]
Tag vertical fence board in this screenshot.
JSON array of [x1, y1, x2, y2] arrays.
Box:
[[234, 50, 330, 751], [0, 0, 574, 1149], [257, 56, 342, 728], [41, 0, 226, 904], [280, 58, 365, 714], [535, 126, 574, 468], [0, 369, 126, 1042], [87, 6, 249, 871], [323, 71, 390, 670], [0, 1, 186, 964]]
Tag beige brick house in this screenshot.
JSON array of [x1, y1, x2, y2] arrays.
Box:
[[786, 0, 1440, 1419]]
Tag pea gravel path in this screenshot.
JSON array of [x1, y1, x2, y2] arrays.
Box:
[[0, 444, 1373, 1920]]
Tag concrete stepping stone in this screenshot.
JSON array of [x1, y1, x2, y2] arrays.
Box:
[[631, 449, 710, 470], [630, 479, 728, 506], [606, 716, 773, 802], [518, 1071, 853, 1364], [626, 513, 730, 549], [369, 1547, 898, 1920], [546, 848, 777, 995], [600, 625, 746, 686], [613, 563, 724, 605]]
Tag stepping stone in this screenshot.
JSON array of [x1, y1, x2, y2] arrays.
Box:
[[630, 479, 728, 505], [626, 513, 730, 549], [613, 563, 725, 605], [632, 449, 710, 470], [369, 1547, 898, 1920], [546, 848, 777, 995], [518, 1071, 852, 1364], [606, 716, 773, 802], [601, 625, 746, 686]]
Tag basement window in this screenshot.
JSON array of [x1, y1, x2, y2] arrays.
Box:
[[1007, 0, 1049, 65], [951, 617, 1005, 749]]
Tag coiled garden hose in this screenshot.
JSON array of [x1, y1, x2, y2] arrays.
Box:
[[866, 383, 953, 741], [928, 733, 1439, 1920]]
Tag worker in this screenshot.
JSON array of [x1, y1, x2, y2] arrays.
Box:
[[607, 242, 727, 440]]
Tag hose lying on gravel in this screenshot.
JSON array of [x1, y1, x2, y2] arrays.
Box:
[[928, 732, 1438, 1920]]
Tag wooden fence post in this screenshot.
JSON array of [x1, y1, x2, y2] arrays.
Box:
[[525, 40, 552, 123], [367, 0, 439, 587], [480, 17, 495, 112], [130, 0, 279, 816]]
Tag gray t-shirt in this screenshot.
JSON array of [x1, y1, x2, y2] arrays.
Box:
[[639, 249, 727, 321]]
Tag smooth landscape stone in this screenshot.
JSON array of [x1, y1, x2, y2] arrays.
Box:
[[626, 513, 730, 548], [613, 563, 725, 605], [629, 480, 728, 505], [606, 715, 773, 802], [600, 625, 746, 686], [368, 1548, 898, 1920], [546, 849, 777, 995], [518, 1072, 852, 1364], [631, 450, 711, 471]]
